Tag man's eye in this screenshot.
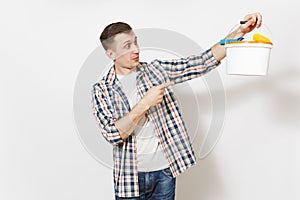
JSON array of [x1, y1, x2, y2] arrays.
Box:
[[125, 44, 131, 49]]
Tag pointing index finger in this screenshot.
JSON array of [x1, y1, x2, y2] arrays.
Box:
[[161, 82, 174, 88]]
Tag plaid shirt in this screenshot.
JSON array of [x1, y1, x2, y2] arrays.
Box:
[[92, 48, 220, 198]]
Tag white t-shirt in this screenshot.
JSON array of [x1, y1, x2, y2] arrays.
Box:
[[117, 69, 169, 172]]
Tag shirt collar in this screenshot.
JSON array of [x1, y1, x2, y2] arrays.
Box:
[[104, 62, 147, 85]]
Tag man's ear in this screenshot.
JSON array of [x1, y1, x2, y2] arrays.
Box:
[[105, 49, 115, 60]]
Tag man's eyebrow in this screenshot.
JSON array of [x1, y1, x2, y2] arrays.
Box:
[[122, 37, 137, 45], [122, 40, 131, 45]]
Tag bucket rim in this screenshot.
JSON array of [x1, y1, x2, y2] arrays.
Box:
[[224, 41, 273, 48], [225, 41, 273, 45]]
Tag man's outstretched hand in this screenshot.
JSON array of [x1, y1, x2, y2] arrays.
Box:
[[240, 12, 263, 34], [212, 12, 263, 61]]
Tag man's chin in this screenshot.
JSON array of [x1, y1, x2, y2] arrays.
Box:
[[133, 61, 141, 67]]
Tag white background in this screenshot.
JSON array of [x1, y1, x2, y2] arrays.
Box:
[[1, 0, 299, 199]]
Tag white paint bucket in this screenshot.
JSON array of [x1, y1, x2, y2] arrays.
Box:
[[224, 41, 273, 76]]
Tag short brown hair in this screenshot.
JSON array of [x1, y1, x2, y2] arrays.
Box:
[[100, 22, 132, 50]]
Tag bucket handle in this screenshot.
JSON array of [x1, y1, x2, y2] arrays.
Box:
[[227, 23, 273, 40]]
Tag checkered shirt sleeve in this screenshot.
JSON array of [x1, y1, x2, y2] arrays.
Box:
[[153, 48, 220, 84], [92, 82, 123, 145]]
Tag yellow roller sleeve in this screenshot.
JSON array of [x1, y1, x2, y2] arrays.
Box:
[[253, 33, 271, 43]]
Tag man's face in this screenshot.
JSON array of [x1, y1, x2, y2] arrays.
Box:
[[107, 30, 140, 71]]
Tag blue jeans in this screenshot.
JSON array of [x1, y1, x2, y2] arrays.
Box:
[[115, 167, 176, 200]]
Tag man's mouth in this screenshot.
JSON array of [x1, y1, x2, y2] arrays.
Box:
[[132, 56, 139, 61]]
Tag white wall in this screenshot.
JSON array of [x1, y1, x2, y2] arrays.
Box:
[[1, 0, 299, 199]]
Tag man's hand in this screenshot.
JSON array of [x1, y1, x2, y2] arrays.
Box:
[[141, 82, 174, 109], [211, 12, 263, 61], [239, 12, 263, 34], [115, 82, 174, 140]]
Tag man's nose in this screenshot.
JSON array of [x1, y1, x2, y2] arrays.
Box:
[[132, 44, 139, 53]]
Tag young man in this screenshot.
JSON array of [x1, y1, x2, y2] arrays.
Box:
[[92, 13, 262, 200]]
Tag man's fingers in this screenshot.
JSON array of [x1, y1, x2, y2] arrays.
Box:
[[256, 13, 262, 28], [243, 12, 262, 28], [245, 17, 256, 27], [160, 82, 174, 88], [252, 15, 257, 26]]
